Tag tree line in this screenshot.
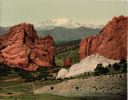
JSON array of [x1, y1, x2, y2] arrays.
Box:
[[55, 40, 80, 54], [94, 59, 127, 76]]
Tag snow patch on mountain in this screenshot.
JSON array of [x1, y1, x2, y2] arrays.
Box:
[[36, 18, 81, 30], [36, 18, 103, 30], [56, 54, 119, 79], [83, 24, 104, 29]]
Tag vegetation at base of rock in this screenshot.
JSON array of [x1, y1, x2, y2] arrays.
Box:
[[0, 65, 12, 77], [64, 59, 127, 79], [94, 64, 108, 76], [0, 65, 53, 82], [94, 59, 127, 76], [0, 58, 127, 81]]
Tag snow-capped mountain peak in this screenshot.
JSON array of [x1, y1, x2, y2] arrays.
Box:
[[36, 18, 103, 30], [36, 18, 82, 30], [51, 18, 71, 26]]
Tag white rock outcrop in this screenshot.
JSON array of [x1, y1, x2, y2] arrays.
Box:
[[56, 54, 119, 79], [56, 68, 69, 79]]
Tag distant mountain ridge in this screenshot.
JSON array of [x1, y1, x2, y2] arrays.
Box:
[[37, 26, 101, 42], [0, 26, 101, 42], [0, 27, 9, 35], [0, 18, 102, 42]]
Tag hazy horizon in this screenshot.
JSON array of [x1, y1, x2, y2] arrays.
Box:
[[0, 0, 127, 27]]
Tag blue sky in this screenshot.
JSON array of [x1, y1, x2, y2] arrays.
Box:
[[0, 0, 127, 26]]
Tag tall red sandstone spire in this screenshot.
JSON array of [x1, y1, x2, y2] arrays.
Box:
[[79, 16, 127, 60], [63, 56, 72, 67]]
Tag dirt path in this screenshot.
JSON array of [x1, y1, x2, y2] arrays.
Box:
[[0, 77, 21, 82], [0, 92, 22, 97]]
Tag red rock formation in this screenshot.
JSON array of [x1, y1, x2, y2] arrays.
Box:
[[79, 16, 128, 60], [63, 56, 72, 67], [0, 23, 55, 71]]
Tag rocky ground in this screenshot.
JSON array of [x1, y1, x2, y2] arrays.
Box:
[[34, 74, 127, 99]]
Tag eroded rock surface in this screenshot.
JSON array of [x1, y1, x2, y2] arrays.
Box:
[[79, 16, 128, 60], [0, 23, 55, 71]]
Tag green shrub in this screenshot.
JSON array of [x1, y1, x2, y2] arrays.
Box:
[[14, 68, 35, 82], [94, 59, 127, 76], [112, 63, 120, 71], [94, 63, 108, 76], [0, 64, 12, 77]]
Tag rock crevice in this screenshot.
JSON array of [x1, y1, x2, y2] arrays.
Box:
[[0, 23, 55, 71], [79, 16, 127, 60]]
